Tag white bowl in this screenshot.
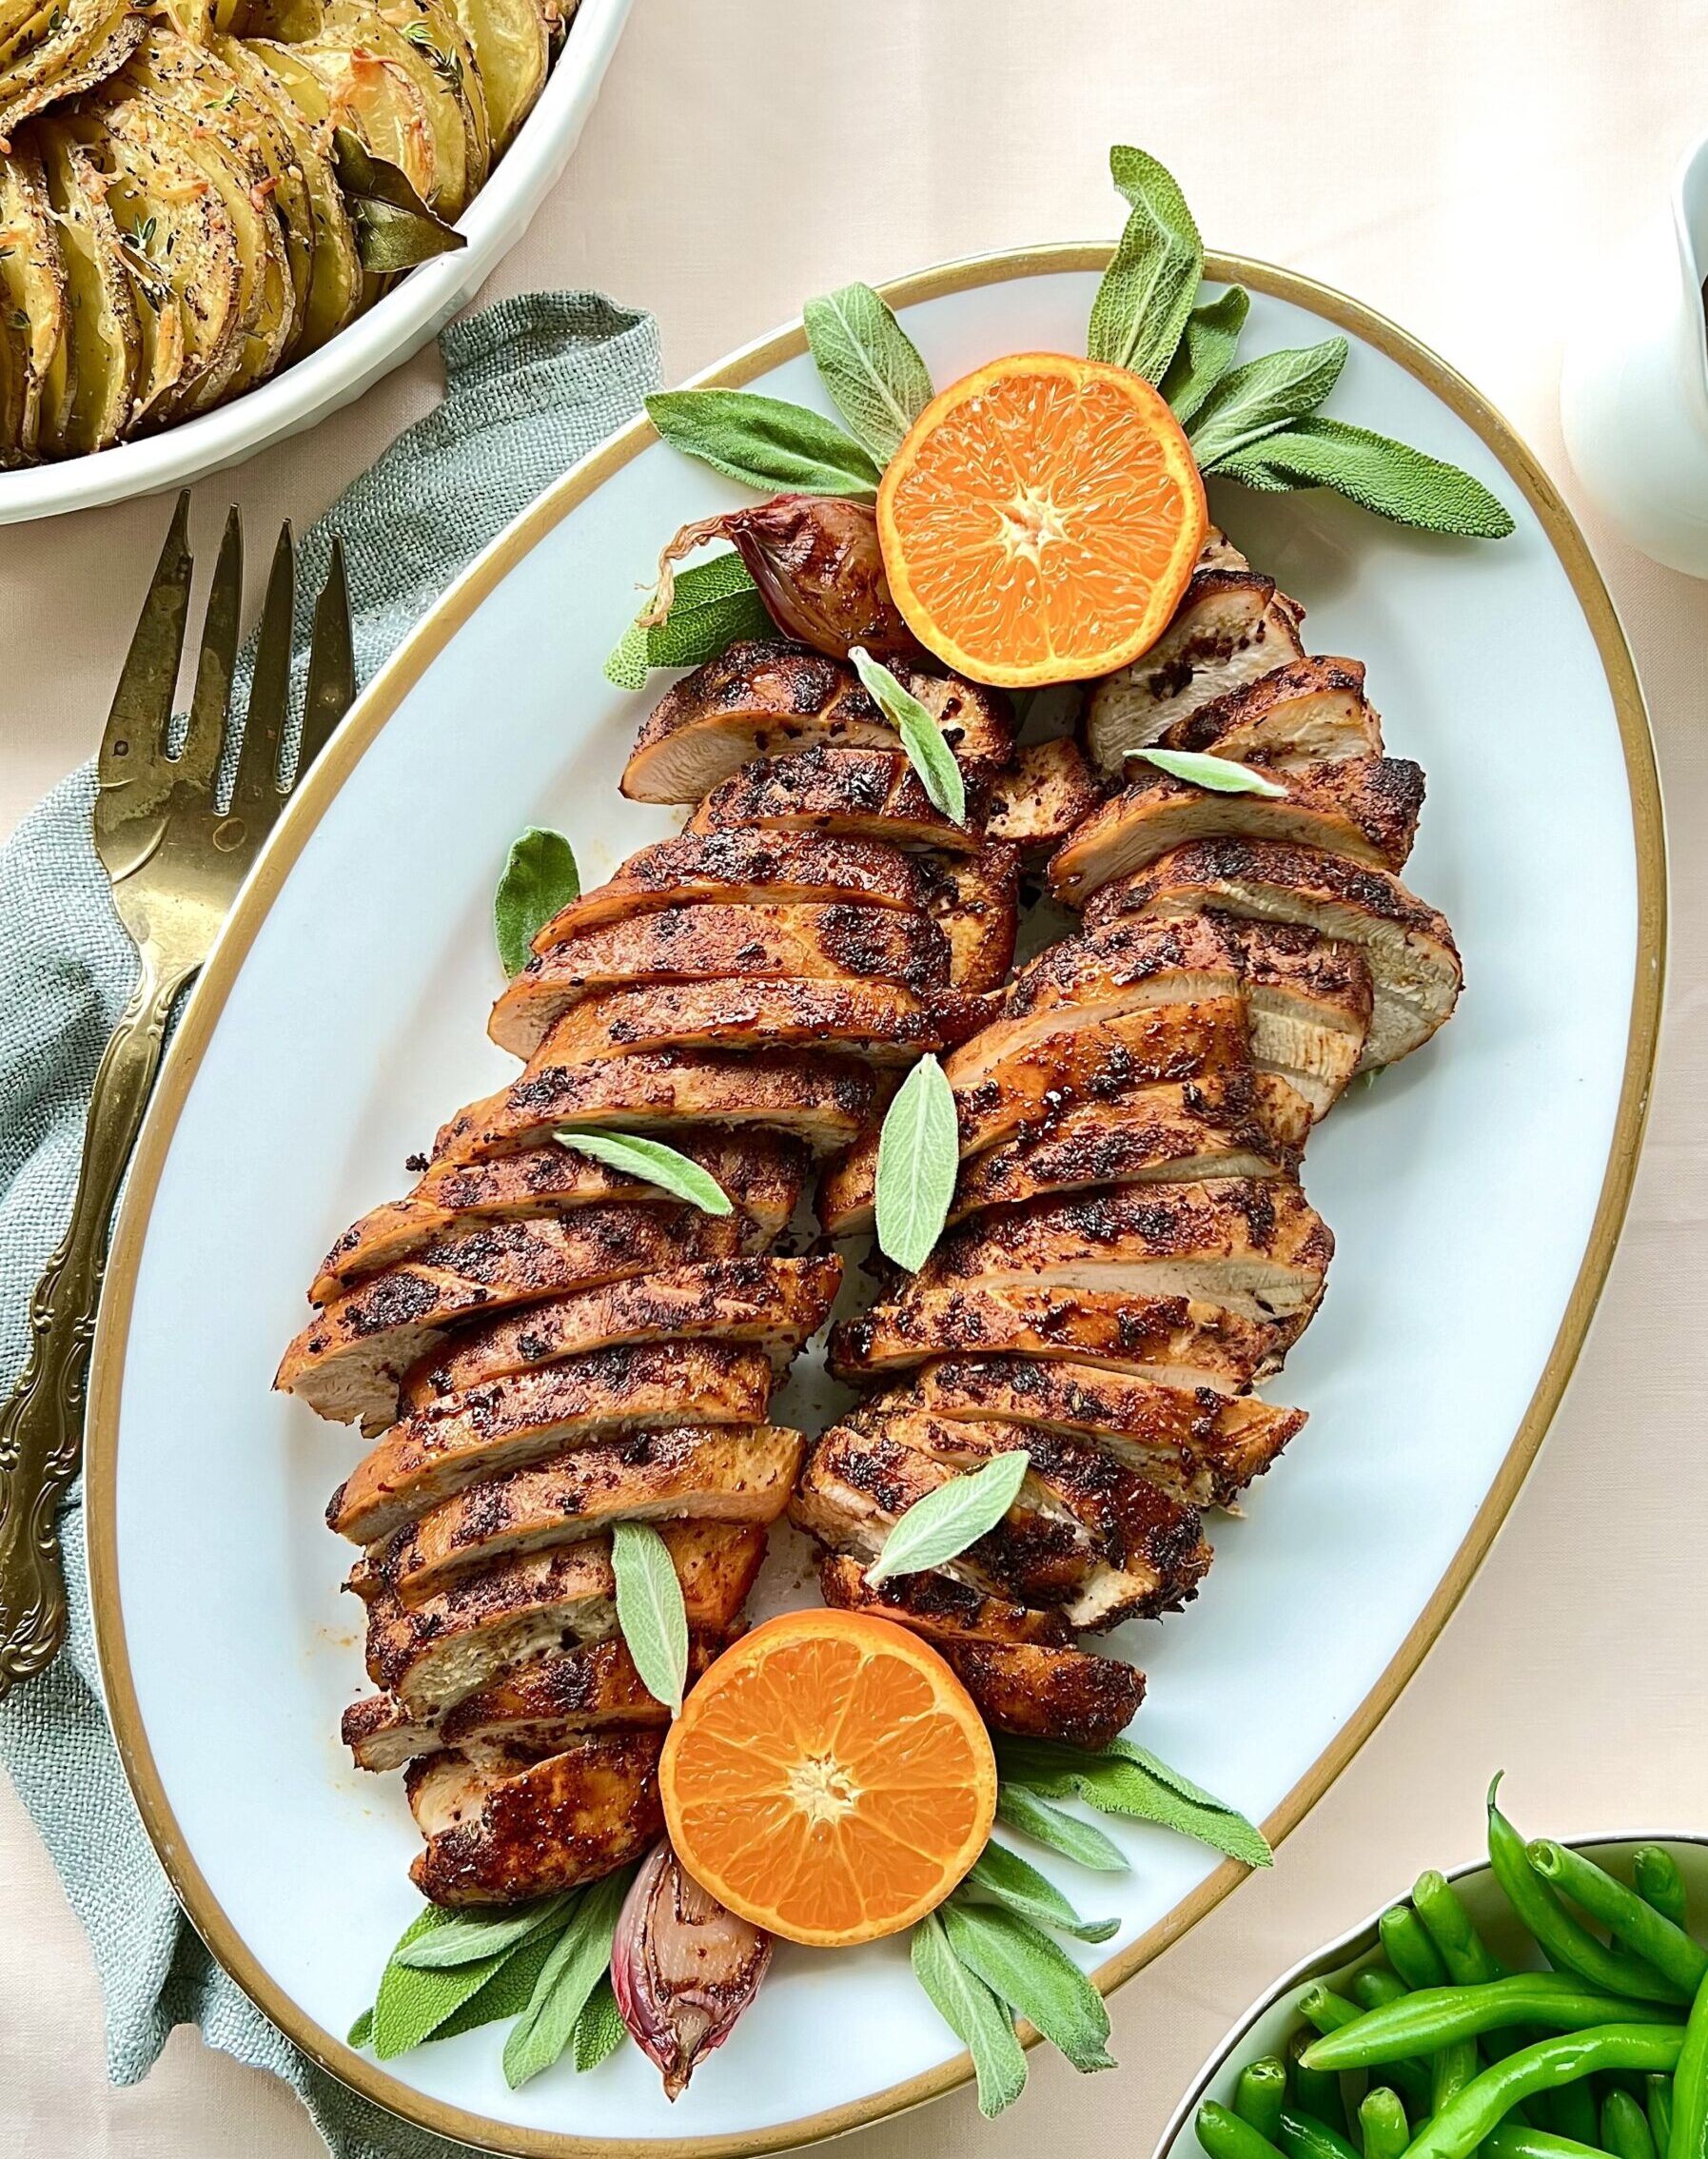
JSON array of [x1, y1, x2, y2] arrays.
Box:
[[0, 0, 632, 526], [1153, 1835, 1707, 2159]]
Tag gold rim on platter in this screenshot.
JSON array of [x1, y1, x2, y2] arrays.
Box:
[[85, 244, 1667, 2159]]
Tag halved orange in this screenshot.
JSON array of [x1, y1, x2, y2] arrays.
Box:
[[876, 351, 1208, 688], [658, 1610, 996, 1948]]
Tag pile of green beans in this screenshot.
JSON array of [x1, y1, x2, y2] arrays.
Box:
[[1195, 1792, 1708, 2159]]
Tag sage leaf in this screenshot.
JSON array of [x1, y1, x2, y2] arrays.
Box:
[[967, 1841, 1121, 1942], [1188, 337, 1349, 470], [553, 1129, 733, 1215], [849, 646, 965, 822], [573, 1976, 629, 2071], [1128, 747, 1287, 797], [1162, 286, 1251, 423], [1209, 414, 1516, 538], [873, 1050, 959, 1273], [940, 1898, 1115, 2072], [912, 1910, 1029, 2118], [804, 282, 933, 463], [431, 1923, 569, 2042], [494, 827, 579, 976], [605, 553, 772, 690], [372, 1906, 517, 2059], [395, 1894, 573, 1969], [611, 1519, 690, 1712], [1087, 144, 1202, 383], [502, 1871, 631, 2089], [347, 2007, 374, 2049], [993, 1737, 1272, 1869], [645, 389, 883, 497], [866, 1446, 1030, 1586], [995, 1784, 1130, 1874]]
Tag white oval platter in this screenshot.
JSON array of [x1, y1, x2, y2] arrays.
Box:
[[87, 247, 1663, 2157]]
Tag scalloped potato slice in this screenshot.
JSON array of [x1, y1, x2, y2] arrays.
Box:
[[34, 128, 138, 454], [288, 36, 439, 211], [0, 146, 64, 459], [447, 0, 542, 150], [0, 0, 143, 140], [366, 0, 490, 194]]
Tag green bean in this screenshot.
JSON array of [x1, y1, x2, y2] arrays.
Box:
[[1552, 2080, 1600, 2146], [1487, 1788, 1682, 2006], [1435, 2038, 1480, 2115], [1417, 1871, 1507, 1986], [1668, 1968, 1708, 2159], [1355, 1969, 1413, 2013], [1289, 2028, 1348, 2136], [1602, 2089, 1658, 2159], [1404, 2027, 1686, 2159], [1527, 1847, 1705, 2002], [1482, 2130, 1617, 2159], [1384, 1905, 1452, 1992], [1199, 2101, 1290, 2159], [1277, 2104, 1362, 2159], [1237, 2059, 1289, 2145], [1647, 2077, 1674, 2154], [1299, 1988, 1363, 2038], [1361, 2087, 1411, 2159], [1303, 1980, 1684, 2071], [1634, 1855, 1688, 1933]]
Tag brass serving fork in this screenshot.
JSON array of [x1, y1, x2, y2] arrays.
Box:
[[0, 491, 355, 1696]]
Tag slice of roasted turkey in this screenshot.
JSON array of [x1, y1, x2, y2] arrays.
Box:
[[689, 744, 986, 853], [1159, 655, 1384, 765], [491, 975, 956, 1065]]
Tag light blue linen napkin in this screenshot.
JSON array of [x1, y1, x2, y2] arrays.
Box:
[[0, 290, 661, 2159]]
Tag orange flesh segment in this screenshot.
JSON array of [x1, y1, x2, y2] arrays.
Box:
[[877, 351, 1208, 688], [659, 1610, 997, 1947]]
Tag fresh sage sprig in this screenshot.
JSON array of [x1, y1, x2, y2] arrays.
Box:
[[848, 646, 966, 822], [873, 1050, 959, 1272], [1162, 286, 1251, 423], [605, 552, 773, 690], [866, 1447, 1031, 1585], [804, 282, 934, 463], [994, 1783, 1130, 1874], [1129, 746, 1287, 797], [395, 1894, 574, 1970], [941, 1899, 1115, 2071], [912, 1910, 1029, 2118], [1186, 337, 1350, 469], [1210, 414, 1517, 537], [494, 827, 579, 976], [554, 1129, 734, 1216], [573, 1976, 629, 2071], [965, 1841, 1120, 1943], [995, 1736, 1273, 1869], [503, 1871, 633, 2089], [1087, 144, 1203, 383], [610, 1519, 690, 1713], [645, 388, 883, 497]]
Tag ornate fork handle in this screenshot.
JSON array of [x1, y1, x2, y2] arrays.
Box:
[[0, 958, 187, 1694]]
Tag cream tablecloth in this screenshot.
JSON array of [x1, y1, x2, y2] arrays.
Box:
[[3, 1, 1705, 2151]]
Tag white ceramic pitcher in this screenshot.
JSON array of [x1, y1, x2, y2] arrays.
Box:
[[1561, 132, 1708, 575]]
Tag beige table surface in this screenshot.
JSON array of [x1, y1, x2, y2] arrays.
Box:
[[4, 2, 1706, 2152]]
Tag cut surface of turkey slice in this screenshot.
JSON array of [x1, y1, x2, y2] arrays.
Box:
[[690, 744, 986, 853], [984, 738, 1106, 854], [816, 1552, 1072, 1644], [1049, 755, 1425, 901], [329, 1340, 776, 1545], [914, 1180, 1333, 1326], [1085, 569, 1306, 775], [817, 996, 1254, 1235], [530, 831, 931, 949], [922, 844, 1021, 991], [433, 1047, 878, 1166], [278, 1206, 749, 1432], [365, 1521, 766, 1717], [402, 1254, 841, 1407], [1160, 656, 1385, 765], [492, 973, 954, 1064], [489, 899, 951, 1052], [375, 1423, 804, 1607], [309, 1131, 807, 1305], [937, 1638, 1144, 1750], [829, 1282, 1294, 1390], [791, 1425, 1200, 1628], [621, 638, 1015, 801], [407, 1731, 665, 1907], [1085, 837, 1463, 1068], [911, 1356, 1306, 1505]]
